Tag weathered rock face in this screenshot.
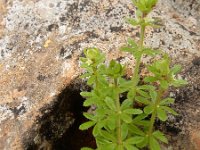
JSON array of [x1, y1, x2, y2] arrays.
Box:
[[0, 0, 199, 149]]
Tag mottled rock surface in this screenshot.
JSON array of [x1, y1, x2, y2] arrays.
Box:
[[0, 0, 199, 149]]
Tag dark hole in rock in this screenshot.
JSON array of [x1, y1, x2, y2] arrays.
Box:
[[192, 57, 200, 66], [25, 80, 96, 150]]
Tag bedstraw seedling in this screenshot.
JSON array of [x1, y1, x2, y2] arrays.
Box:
[[79, 0, 187, 150]]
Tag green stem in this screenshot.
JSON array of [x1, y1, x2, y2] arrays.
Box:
[[148, 88, 164, 142], [114, 78, 123, 150], [93, 66, 99, 89], [131, 22, 146, 98], [139, 24, 145, 48]]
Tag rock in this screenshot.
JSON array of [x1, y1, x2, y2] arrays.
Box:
[[191, 129, 200, 150], [0, 0, 199, 149]]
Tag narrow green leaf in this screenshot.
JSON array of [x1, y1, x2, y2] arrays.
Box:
[[96, 137, 111, 145], [144, 105, 154, 115], [100, 130, 116, 142], [121, 99, 132, 110], [103, 143, 117, 150], [126, 136, 144, 144], [127, 89, 135, 100], [160, 98, 175, 105], [120, 46, 135, 53], [119, 79, 133, 93], [149, 136, 161, 150], [122, 123, 129, 140], [147, 65, 158, 74], [97, 119, 106, 129], [80, 91, 92, 97], [143, 48, 160, 56], [106, 116, 116, 130], [83, 112, 95, 121], [136, 1, 147, 11], [160, 80, 168, 89], [136, 136, 148, 148], [121, 113, 132, 123], [80, 57, 87, 62], [79, 121, 95, 130], [144, 76, 157, 82], [157, 107, 168, 121], [170, 64, 182, 74], [128, 124, 145, 136], [132, 113, 148, 122], [126, 18, 139, 26], [135, 120, 150, 127], [156, 59, 170, 75], [161, 106, 178, 115], [153, 130, 168, 144], [150, 90, 157, 103], [136, 89, 149, 98], [135, 9, 143, 18], [127, 38, 138, 48], [133, 51, 143, 59], [93, 124, 100, 137], [80, 63, 90, 68], [124, 143, 139, 150], [172, 79, 188, 87], [135, 96, 151, 105], [138, 85, 156, 90], [96, 109, 107, 118], [83, 98, 95, 106], [87, 75, 96, 85], [105, 97, 116, 110], [132, 114, 150, 127], [123, 108, 143, 115], [140, 0, 146, 6]]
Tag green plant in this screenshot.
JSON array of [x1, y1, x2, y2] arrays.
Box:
[[79, 0, 187, 150]]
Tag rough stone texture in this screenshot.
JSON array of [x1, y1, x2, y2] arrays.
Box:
[[0, 0, 199, 149]]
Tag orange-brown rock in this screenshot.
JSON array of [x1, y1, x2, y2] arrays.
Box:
[[0, 0, 199, 149]]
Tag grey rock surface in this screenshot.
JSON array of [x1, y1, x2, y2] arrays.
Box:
[[0, 0, 199, 149]]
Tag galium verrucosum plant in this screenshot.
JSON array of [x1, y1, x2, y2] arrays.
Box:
[[79, 0, 187, 150]]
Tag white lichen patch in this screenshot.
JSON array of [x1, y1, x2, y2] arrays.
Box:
[[62, 62, 71, 76], [0, 36, 12, 60], [0, 105, 14, 124], [0, 0, 199, 149]]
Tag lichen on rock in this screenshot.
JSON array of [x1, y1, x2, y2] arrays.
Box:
[[0, 0, 199, 149]]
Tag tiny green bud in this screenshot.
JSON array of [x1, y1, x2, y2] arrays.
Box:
[[85, 48, 99, 60]]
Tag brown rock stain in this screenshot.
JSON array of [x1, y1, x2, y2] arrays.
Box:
[[191, 129, 200, 150]]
